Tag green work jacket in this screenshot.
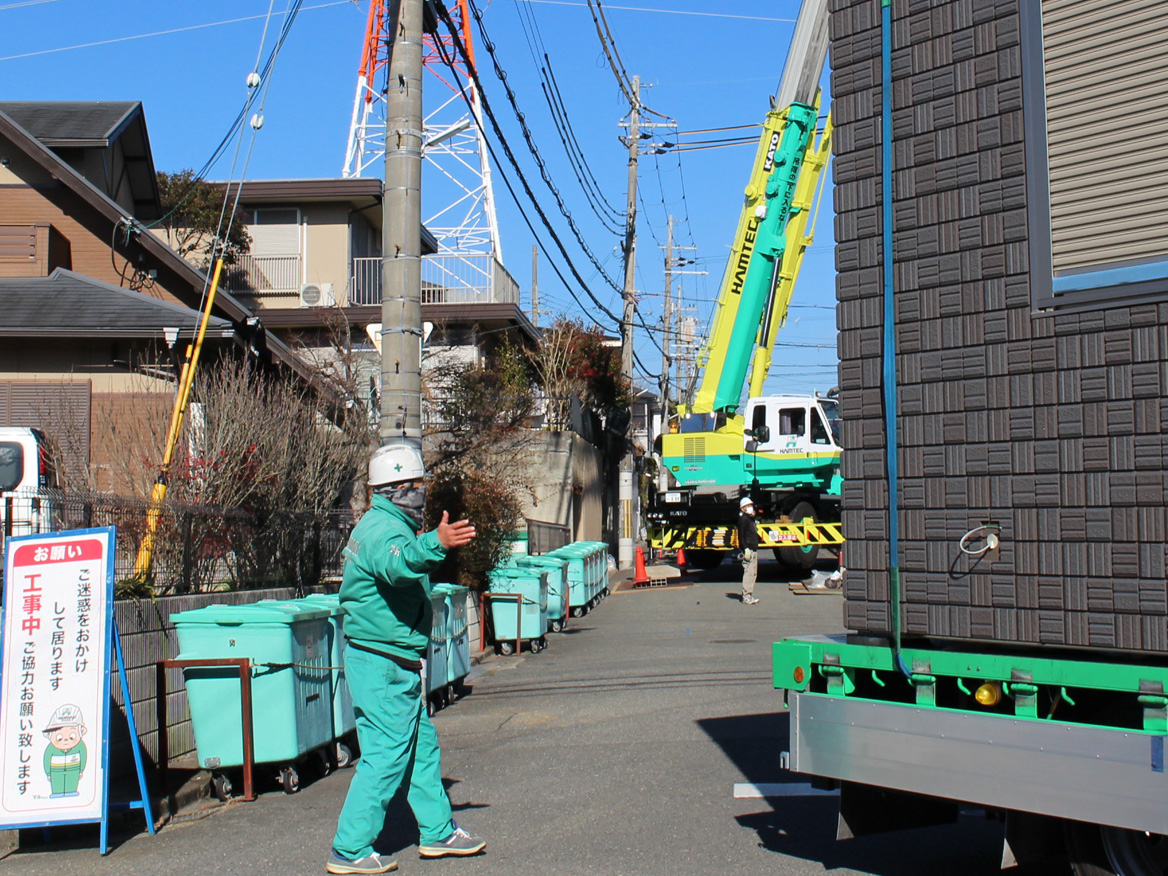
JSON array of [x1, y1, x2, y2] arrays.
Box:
[[339, 494, 446, 660]]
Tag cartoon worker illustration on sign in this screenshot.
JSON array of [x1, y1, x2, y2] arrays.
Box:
[[42, 704, 87, 798]]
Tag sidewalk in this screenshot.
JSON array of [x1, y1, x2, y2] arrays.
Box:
[[0, 561, 899, 876]]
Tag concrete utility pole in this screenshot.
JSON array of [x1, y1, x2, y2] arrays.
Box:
[[380, 0, 424, 448], [616, 74, 641, 571], [661, 214, 673, 418], [531, 244, 540, 328]]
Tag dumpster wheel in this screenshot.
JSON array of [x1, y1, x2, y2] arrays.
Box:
[[498, 641, 515, 656], [550, 619, 564, 633], [335, 742, 353, 769], [211, 773, 233, 802], [280, 766, 300, 794]]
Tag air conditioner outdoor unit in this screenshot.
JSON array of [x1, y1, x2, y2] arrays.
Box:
[[299, 282, 335, 307]]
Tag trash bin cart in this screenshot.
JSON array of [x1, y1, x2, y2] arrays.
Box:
[[298, 593, 356, 767], [487, 568, 548, 655], [576, 541, 611, 600], [433, 584, 471, 695], [170, 602, 333, 796], [513, 556, 570, 632], [426, 591, 449, 712], [547, 546, 591, 617]]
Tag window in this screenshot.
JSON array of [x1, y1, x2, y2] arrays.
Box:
[[751, 405, 767, 433], [1023, 0, 1168, 308], [810, 411, 830, 445], [0, 442, 23, 492], [246, 208, 300, 255], [778, 408, 805, 437]]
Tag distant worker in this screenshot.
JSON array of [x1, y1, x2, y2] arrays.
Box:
[[328, 443, 485, 875], [738, 496, 759, 605]]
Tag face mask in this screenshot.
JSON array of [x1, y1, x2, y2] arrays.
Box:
[[388, 484, 426, 527]]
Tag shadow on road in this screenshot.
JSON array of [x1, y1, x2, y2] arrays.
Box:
[[372, 778, 490, 856]]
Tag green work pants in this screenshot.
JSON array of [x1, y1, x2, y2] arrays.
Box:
[[332, 645, 454, 859]]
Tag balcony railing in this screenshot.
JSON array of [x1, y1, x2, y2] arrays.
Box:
[[226, 254, 302, 294], [347, 253, 519, 307]]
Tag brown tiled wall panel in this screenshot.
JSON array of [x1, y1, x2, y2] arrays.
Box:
[[833, 0, 1168, 652]]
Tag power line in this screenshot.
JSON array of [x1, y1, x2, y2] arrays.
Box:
[[468, 0, 624, 295], [443, 1, 667, 360], [0, 1, 352, 63], [0, 0, 63, 10], [432, 3, 623, 334], [516, 0, 797, 23], [514, 1, 624, 230]]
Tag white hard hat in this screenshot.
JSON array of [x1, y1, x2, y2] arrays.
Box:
[[739, 496, 754, 510], [45, 703, 83, 730], [368, 443, 428, 487]]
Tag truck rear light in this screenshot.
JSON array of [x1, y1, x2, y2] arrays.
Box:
[[975, 682, 1001, 706], [793, 666, 806, 683]]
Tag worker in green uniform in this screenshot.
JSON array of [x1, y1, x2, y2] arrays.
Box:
[[42, 704, 88, 798], [327, 443, 485, 876]]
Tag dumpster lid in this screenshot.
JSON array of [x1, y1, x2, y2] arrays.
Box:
[[170, 602, 330, 625]]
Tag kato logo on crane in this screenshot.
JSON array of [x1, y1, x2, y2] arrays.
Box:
[[763, 131, 782, 173]]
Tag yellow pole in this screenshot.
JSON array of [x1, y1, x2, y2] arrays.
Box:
[[132, 258, 225, 581]]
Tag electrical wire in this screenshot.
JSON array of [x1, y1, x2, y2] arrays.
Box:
[[466, 0, 623, 295], [432, 5, 623, 333], [514, 0, 624, 230], [434, 2, 666, 362], [517, 0, 797, 23], [0, 1, 351, 63]]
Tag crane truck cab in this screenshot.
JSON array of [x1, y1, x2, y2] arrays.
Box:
[[742, 394, 842, 496], [0, 427, 60, 538]]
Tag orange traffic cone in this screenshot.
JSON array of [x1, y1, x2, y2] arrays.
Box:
[[676, 547, 688, 574], [633, 545, 650, 585]]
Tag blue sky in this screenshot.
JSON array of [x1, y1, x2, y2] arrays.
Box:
[[1, 0, 838, 399]]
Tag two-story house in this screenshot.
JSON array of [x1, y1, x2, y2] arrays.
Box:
[[0, 101, 311, 490]]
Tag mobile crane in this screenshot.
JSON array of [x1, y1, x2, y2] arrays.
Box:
[[648, 0, 842, 570]]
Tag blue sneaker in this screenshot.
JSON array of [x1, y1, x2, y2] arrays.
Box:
[[418, 826, 486, 858], [326, 850, 397, 874]]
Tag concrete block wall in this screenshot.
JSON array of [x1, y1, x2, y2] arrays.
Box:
[[832, 0, 1168, 652]]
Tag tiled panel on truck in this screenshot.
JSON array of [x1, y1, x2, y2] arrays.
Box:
[[833, 0, 1168, 652]]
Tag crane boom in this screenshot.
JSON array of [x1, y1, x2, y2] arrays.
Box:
[[687, 0, 831, 414]]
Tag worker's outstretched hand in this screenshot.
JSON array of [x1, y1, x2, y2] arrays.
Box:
[[436, 511, 476, 549]]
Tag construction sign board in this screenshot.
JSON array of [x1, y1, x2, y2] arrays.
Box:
[[0, 527, 115, 828]]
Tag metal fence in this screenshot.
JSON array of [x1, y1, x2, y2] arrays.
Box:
[[225, 253, 302, 292], [527, 518, 572, 556], [1, 489, 358, 595], [346, 254, 520, 306]]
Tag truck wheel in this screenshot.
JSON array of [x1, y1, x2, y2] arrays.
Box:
[[685, 549, 724, 570], [777, 502, 820, 571], [1066, 822, 1168, 876]]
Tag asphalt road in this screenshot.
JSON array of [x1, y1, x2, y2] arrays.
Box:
[[3, 560, 1071, 876]]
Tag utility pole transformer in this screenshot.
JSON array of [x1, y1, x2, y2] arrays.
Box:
[[381, 0, 424, 448], [617, 75, 641, 570]]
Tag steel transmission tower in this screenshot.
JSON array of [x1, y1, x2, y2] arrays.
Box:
[[342, 0, 502, 259]]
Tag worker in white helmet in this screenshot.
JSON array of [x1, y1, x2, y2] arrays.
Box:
[[739, 495, 760, 605], [328, 443, 484, 875]]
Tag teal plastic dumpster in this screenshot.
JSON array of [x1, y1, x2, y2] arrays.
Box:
[[577, 541, 611, 600], [433, 584, 471, 694], [487, 568, 548, 655], [426, 591, 449, 710], [547, 545, 591, 617], [170, 602, 333, 794], [298, 593, 356, 765], [513, 555, 569, 632]]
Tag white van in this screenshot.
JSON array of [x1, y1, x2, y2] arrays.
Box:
[[0, 427, 60, 538]]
